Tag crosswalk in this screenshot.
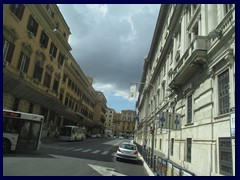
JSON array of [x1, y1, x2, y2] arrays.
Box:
[[41, 145, 116, 156]]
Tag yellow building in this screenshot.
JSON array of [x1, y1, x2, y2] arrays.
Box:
[[3, 4, 106, 138], [120, 110, 136, 138]]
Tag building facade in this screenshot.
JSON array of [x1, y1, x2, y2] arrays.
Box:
[[120, 110, 136, 138], [3, 4, 107, 138], [135, 4, 235, 176], [105, 108, 115, 137]]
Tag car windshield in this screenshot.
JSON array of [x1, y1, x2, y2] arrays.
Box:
[[120, 144, 136, 150]]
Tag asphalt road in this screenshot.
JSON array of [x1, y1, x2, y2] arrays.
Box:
[[3, 137, 150, 176]]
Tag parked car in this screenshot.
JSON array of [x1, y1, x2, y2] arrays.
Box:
[[116, 142, 139, 162], [91, 134, 97, 138], [96, 134, 101, 138]]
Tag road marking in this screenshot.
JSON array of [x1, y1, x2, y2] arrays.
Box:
[[73, 148, 84, 151], [111, 152, 116, 156], [82, 149, 92, 152], [91, 150, 101, 154], [88, 164, 126, 176], [101, 151, 109, 155]]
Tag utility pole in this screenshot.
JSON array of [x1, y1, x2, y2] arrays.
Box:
[[130, 82, 156, 167]]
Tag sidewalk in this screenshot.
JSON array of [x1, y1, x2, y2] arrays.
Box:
[[135, 142, 157, 176]]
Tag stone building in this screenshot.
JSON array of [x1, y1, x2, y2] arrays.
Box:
[[120, 110, 136, 138], [3, 4, 107, 138], [135, 4, 235, 176], [105, 108, 115, 137]]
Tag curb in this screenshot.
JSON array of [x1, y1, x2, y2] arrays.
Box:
[[138, 153, 155, 176]]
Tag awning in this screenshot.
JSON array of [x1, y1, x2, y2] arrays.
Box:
[[3, 70, 78, 122]]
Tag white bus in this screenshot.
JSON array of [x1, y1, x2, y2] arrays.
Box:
[[59, 125, 86, 141], [3, 109, 44, 153]]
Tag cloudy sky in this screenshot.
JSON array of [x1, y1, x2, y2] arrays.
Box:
[[58, 4, 160, 112]]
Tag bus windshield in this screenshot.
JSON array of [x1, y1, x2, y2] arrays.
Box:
[[3, 109, 44, 153], [60, 127, 72, 136]]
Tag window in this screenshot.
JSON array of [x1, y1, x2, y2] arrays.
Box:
[[49, 42, 57, 58], [40, 107, 48, 123], [33, 61, 43, 82], [3, 39, 15, 63], [12, 98, 20, 111], [17, 52, 30, 73], [10, 4, 25, 20], [43, 72, 51, 88], [27, 15, 39, 36], [46, 5, 54, 18], [171, 138, 174, 156], [186, 138, 192, 162], [39, 31, 49, 48], [218, 70, 230, 115], [58, 53, 64, 66], [63, 74, 67, 83], [159, 139, 162, 150], [59, 89, 64, 102], [52, 79, 59, 93], [64, 95, 69, 106], [162, 83, 165, 100], [28, 103, 34, 113], [187, 95, 193, 124], [219, 137, 233, 176]]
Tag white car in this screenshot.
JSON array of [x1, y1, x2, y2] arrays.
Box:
[[116, 142, 139, 162]]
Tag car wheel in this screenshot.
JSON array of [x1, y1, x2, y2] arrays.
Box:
[[116, 157, 119, 161]]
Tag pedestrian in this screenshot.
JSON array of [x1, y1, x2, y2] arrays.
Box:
[[143, 139, 147, 150]]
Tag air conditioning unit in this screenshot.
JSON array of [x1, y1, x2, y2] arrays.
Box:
[[28, 31, 34, 38], [20, 71, 26, 78], [3, 60, 9, 67]]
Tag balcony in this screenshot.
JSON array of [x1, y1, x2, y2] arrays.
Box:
[[169, 36, 209, 88]]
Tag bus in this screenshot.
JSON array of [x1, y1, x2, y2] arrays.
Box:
[[59, 125, 86, 141], [3, 109, 44, 153]]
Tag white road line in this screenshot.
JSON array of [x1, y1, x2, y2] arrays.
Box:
[[101, 151, 109, 155], [91, 150, 101, 154], [111, 152, 116, 156], [73, 148, 84, 151], [82, 149, 92, 152]]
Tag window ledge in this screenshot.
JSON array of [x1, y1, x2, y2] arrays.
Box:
[[185, 122, 194, 127]]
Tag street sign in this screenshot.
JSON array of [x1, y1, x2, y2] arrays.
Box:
[[230, 111, 235, 138], [157, 111, 181, 130]]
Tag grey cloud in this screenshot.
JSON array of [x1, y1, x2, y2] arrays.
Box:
[[58, 4, 160, 93]]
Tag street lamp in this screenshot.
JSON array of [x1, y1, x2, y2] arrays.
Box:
[[130, 82, 157, 166]]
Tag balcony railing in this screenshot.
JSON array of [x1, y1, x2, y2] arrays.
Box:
[[170, 36, 208, 87]]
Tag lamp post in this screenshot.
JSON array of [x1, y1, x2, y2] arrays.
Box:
[[130, 82, 156, 167]]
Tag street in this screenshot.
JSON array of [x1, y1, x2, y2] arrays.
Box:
[[3, 138, 149, 176]]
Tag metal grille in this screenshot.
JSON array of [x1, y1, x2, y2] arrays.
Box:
[[187, 95, 192, 124], [218, 70, 230, 115], [219, 137, 233, 176], [186, 138, 191, 162]]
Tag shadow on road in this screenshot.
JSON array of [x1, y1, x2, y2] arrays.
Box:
[[3, 150, 55, 158], [116, 158, 144, 166]]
